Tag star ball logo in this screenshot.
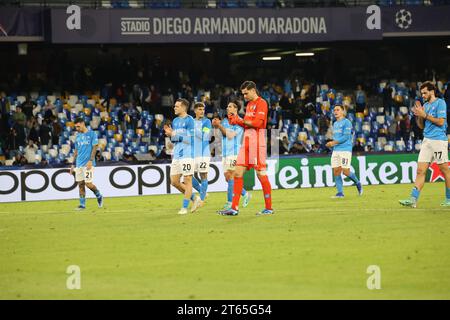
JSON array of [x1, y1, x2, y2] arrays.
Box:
[[428, 162, 449, 182], [395, 9, 413, 30]]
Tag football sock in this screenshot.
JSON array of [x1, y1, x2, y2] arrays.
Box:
[[227, 179, 234, 203], [258, 175, 272, 210], [411, 187, 420, 201], [241, 188, 247, 196], [79, 195, 86, 208], [182, 198, 190, 209], [231, 177, 244, 210], [93, 189, 102, 199], [347, 172, 360, 184], [335, 175, 343, 194], [445, 187, 450, 200], [200, 179, 208, 201], [192, 177, 201, 193]]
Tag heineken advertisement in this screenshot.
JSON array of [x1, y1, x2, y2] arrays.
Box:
[[246, 153, 447, 190], [1, 153, 447, 203]]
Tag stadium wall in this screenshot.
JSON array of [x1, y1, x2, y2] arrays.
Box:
[[0, 154, 446, 203]]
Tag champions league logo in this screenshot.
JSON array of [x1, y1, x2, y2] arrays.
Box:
[[395, 9, 413, 30]]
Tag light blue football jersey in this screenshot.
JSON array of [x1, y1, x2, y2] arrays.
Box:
[[332, 118, 353, 152], [75, 130, 98, 167], [423, 98, 447, 141], [221, 118, 244, 157], [171, 115, 195, 160], [193, 117, 212, 158]]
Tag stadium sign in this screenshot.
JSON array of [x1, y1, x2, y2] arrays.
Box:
[[0, 163, 223, 202], [51, 7, 382, 43], [382, 6, 450, 37], [1, 154, 447, 203], [250, 153, 446, 191]]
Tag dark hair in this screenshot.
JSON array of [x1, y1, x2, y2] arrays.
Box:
[[334, 104, 345, 110], [176, 98, 190, 109], [228, 99, 241, 112], [240, 80, 257, 91], [193, 102, 205, 110], [420, 81, 436, 93], [74, 117, 85, 124]]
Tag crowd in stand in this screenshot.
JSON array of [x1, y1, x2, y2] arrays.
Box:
[[1, 70, 450, 166]]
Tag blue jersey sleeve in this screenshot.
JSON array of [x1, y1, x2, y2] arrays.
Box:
[[91, 131, 98, 145], [437, 100, 447, 119]]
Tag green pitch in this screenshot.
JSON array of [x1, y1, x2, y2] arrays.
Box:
[[1, 183, 450, 300]]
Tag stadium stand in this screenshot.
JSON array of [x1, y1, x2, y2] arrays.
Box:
[[1, 77, 449, 167]]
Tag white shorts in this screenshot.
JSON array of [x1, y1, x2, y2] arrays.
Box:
[[194, 157, 210, 173], [417, 138, 449, 164], [170, 158, 195, 176], [75, 167, 94, 183], [331, 151, 352, 169], [222, 155, 238, 172]]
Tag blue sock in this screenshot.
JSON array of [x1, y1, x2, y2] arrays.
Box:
[[227, 179, 234, 202], [241, 188, 247, 196], [94, 189, 101, 199], [335, 175, 343, 194], [200, 179, 208, 201], [192, 177, 201, 193], [183, 198, 190, 209], [191, 194, 196, 201], [80, 195, 86, 207], [445, 188, 450, 200], [411, 187, 420, 201], [347, 172, 360, 184]]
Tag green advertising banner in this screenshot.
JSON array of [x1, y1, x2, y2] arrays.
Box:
[[245, 153, 448, 190]]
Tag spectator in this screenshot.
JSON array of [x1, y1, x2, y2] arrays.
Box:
[[118, 103, 129, 132], [355, 84, 366, 113], [318, 114, 329, 135], [279, 136, 289, 154], [353, 140, 365, 153], [157, 146, 171, 160], [12, 122, 27, 149], [42, 102, 56, 121], [382, 84, 394, 115], [268, 103, 281, 129], [411, 115, 423, 142], [24, 140, 38, 164], [151, 119, 162, 145], [39, 119, 52, 147], [127, 104, 140, 130], [123, 152, 135, 163], [289, 142, 307, 154], [21, 99, 34, 119], [399, 114, 411, 142], [13, 106, 27, 126], [148, 149, 156, 161], [388, 118, 398, 140], [27, 117, 40, 144], [51, 116, 62, 146], [12, 152, 27, 166], [408, 82, 419, 108]]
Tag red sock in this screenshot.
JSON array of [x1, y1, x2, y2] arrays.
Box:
[[232, 177, 244, 210], [258, 175, 272, 210]]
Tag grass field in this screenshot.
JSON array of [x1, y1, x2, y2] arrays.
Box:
[[1, 183, 450, 300]]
